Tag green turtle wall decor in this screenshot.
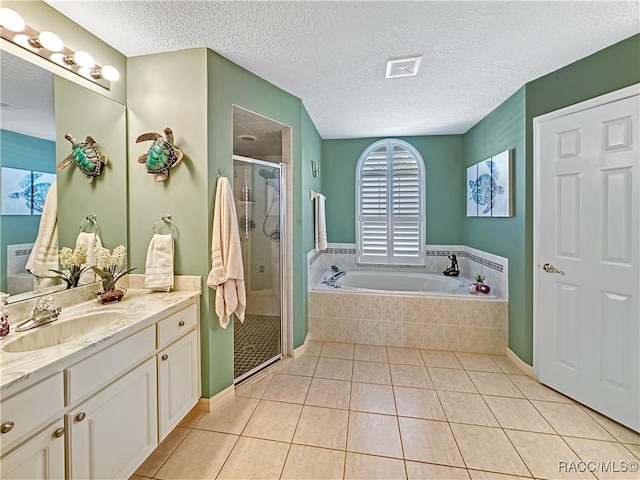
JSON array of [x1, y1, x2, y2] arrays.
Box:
[[58, 134, 108, 183], [136, 127, 184, 182]]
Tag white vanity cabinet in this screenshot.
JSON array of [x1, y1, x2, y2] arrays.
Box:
[[0, 296, 201, 480], [158, 329, 199, 440], [0, 420, 65, 480], [66, 357, 157, 480]]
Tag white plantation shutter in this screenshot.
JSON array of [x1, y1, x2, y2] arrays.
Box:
[[356, 140, 425, 265]]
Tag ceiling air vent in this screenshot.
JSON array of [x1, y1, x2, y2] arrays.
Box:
[[385, 56, 422, 79]]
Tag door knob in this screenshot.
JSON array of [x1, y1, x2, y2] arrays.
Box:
[[543, 263, 562, 274]]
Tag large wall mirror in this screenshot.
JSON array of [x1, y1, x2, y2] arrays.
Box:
[[0, 51, 127, 301]]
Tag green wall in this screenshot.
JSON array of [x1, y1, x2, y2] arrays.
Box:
[[462, 87, 527, 360], [127, 48, 320, 398], [55, 76, 128, 251], [0, 130, 55, 292], [321, 136, 464, 245], [127, 48, 213, 395], [462, 34, 639, 366], [299, 106, 323, 340], [206, 50, 321, 394]]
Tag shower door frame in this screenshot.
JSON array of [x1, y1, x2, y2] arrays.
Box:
[[232, 155, 287, 383]]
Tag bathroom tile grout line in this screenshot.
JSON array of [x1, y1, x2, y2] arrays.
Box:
[[214, 371, 275, 479], [139, 343, 639, 480], [424, 358, 471, 474]]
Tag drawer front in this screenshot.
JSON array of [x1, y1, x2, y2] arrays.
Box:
[[0, 373, 64, 454], [66, 325, 155, 405], [157, 303, 197, 349]]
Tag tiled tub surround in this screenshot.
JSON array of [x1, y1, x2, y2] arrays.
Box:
[[307, 244, 508, 354], [308, 244, 508, 300], [308, 292, 508, 355], [1, 276, 201, 395]]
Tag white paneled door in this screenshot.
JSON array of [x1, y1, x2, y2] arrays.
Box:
[[534, 85, 639, 432]]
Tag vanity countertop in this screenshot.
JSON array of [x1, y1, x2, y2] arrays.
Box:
[[0, 288, 201, 396]]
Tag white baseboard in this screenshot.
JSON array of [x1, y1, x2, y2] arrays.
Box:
[[507, 348, 534, 377], [196, 384, 235, 413], [293, 333, 310, 357]]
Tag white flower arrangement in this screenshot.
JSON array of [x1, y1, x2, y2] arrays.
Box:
[[51, 245, 90, 289], [92, 245, 135, 292]]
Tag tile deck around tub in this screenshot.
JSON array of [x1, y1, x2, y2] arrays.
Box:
[[133, 344, 640, 480]]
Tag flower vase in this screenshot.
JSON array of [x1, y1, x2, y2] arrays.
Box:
[[96, 288, 127, 304]]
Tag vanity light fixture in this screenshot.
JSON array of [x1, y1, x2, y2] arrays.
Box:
[[0, 7, 118, 90]]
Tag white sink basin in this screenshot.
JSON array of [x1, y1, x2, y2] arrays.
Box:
[[3, 311, 124, 353]]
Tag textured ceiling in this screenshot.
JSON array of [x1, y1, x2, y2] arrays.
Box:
[[46, 1, 639, 138], [1, 51, 55, 141]]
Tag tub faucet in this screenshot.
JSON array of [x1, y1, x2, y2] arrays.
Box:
[[323, 270, 346, 288], [15, 296, 62, 332]]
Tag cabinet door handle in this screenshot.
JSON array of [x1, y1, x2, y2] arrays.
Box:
[[1, 421, 14, 433], [161, 354, 169, 361], [178, 320, 185, 327], [75, 412, 86, 422], [53, 427, 65, 438]]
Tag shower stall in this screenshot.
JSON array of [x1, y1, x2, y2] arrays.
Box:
[[232, 155, 285, 382]]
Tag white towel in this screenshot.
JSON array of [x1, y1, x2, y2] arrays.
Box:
[[75, 231, 102, 285], [207, 176, 246, 329], [144, 233, 174, 291], [26, 182, 59, 289], [314, 194, 328, 252]]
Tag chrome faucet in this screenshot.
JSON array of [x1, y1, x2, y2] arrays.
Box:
[[323, 270, 346, 288], [15, 296, 62, 332]]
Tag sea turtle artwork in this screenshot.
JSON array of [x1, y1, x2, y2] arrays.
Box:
[[468, 160, 505, 215], [8, 173, 52, 213], [58, 134, 108, 183], [136, 127, 183, 182]]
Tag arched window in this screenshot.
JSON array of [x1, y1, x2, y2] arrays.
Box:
[[356, 139, 425, 265]]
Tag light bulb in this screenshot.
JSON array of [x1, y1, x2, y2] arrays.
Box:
[[38, 31, 63, 52], [72, 50, 94, 68], [99, 65, 120, 81], [0, 8, 25, 32], [50, 53, 70, 67], [13, 34, 38, 52], [78, 67, 93, 78]]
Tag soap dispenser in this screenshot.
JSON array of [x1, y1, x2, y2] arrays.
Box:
[[0, 292, 9, 338]]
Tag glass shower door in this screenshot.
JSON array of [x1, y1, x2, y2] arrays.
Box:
[[232, 156, 282, 382]]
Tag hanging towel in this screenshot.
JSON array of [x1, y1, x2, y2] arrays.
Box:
[[314, 193, 328, 252], [144, 233, 174, 291], [75, 231, 102, 285], [207, 176, 246, 329], [26, 182, 59, 289]]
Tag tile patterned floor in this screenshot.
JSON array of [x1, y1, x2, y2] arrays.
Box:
[[234, 314, 281, 379], [132, 342, 640, 480]]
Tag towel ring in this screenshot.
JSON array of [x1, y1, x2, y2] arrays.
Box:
[[79, 214, 100, 235], [153, 215, 176, 237]]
